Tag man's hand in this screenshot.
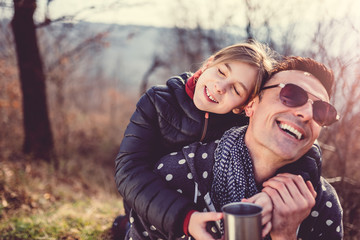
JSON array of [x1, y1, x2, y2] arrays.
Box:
[[262, 173, 317, 240], [188, 211, 223, 240], [241, 192, 273, 237]]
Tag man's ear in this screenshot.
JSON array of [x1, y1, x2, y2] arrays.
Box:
[[244, 99, 256, 117]]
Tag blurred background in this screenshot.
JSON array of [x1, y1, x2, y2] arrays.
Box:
[[0, 0, 359, 239]]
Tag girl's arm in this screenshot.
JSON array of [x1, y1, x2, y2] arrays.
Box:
[[114, 87, 195, 238]]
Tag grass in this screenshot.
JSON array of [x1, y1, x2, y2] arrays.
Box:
[[0, 197, 119, 239], [0, 155, 124, 240]]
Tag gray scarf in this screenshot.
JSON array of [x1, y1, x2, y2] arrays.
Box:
[[211, 126, 259, 211]]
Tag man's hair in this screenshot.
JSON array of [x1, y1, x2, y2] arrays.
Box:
[[207, 40, 277, 106], [269, 56, 334, 97]]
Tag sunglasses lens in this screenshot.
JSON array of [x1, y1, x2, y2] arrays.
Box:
[[313, 101, 338, 126], [280, 84, 308, 107]]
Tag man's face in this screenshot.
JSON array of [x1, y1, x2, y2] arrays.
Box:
[[245, 70, 329, 165]]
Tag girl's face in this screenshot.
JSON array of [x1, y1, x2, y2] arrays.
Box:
[[193, 61, 258, 114]]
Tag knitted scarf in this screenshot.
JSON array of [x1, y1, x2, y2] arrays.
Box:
[[211, 126, 259, 211]]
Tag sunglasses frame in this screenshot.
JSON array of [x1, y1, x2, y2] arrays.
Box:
[[261, 83, 340, 126]]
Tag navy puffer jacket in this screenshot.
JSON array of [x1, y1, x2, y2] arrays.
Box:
[[114, 73, 248, 238]]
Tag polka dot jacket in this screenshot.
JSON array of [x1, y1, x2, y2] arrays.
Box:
[[126, 126, 343, 239], [126, 141, 219, 240]]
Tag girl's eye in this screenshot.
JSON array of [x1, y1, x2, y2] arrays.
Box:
[[218, 68, 225, 76], [234, 85, 244, 97], [234, 86, 240, 95]]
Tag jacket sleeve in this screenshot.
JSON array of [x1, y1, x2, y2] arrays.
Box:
[[298, 177, 343, 239], [114, 87, 195, 238]]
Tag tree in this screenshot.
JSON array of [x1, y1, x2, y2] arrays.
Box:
[[11, 0, 55, 162]]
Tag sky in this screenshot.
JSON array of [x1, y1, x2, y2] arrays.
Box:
[[41, 0, 172, 26], [46, 0, 360, 28], [1, 0, 359, 60], [1, 0, 359, 30], [33, 0, 359, 54]]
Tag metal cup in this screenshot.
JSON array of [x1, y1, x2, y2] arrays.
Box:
[[221, 202, 263, 240]]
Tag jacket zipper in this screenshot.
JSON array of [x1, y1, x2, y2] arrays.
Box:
[[200, 112, 209, 142]]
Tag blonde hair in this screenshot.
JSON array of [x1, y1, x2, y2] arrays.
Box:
[[205, 40, 277, 107]]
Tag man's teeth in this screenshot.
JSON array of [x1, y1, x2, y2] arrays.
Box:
[[279, 123, 302, 140], [206, 87, 218, 103]]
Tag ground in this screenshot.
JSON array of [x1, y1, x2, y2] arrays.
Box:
[[0, 156, 124, 240]]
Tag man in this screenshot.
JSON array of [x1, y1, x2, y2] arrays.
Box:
[[127, 57, 343, 240]]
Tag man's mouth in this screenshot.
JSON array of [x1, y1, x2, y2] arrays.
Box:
[[205, 87, 218, 103], [277, 121, 304, 140]]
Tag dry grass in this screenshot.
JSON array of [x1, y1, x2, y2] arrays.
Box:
[[0, 154, 124, 240]]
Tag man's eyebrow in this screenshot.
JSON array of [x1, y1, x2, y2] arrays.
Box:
[[225, 63, 249, 93]]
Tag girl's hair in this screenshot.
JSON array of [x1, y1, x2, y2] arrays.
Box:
[[206, 40, 277, 107]]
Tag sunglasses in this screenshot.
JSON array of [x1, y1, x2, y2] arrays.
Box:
[[262, 83, 340, 126]]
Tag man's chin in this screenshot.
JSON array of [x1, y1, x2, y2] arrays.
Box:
[[274, 147, 306, 163]]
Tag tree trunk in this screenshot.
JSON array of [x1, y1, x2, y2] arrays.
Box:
[[11, 0, 56, 163]]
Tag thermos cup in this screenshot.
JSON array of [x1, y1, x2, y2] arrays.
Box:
[[221, 202, 263, 240]]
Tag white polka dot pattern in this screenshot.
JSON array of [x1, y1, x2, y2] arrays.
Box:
[[311, 211, 319, 217], [165, 174, 173, 181], [326, 220, 333, 226], [178, 159, 186, 164]]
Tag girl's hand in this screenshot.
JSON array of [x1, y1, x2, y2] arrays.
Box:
[[188, 211, 223, 240]]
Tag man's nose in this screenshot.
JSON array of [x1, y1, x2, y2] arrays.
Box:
[[294, 99, 313, 122]]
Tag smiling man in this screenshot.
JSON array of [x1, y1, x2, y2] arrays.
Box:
[[241, 59, 343, 239]]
